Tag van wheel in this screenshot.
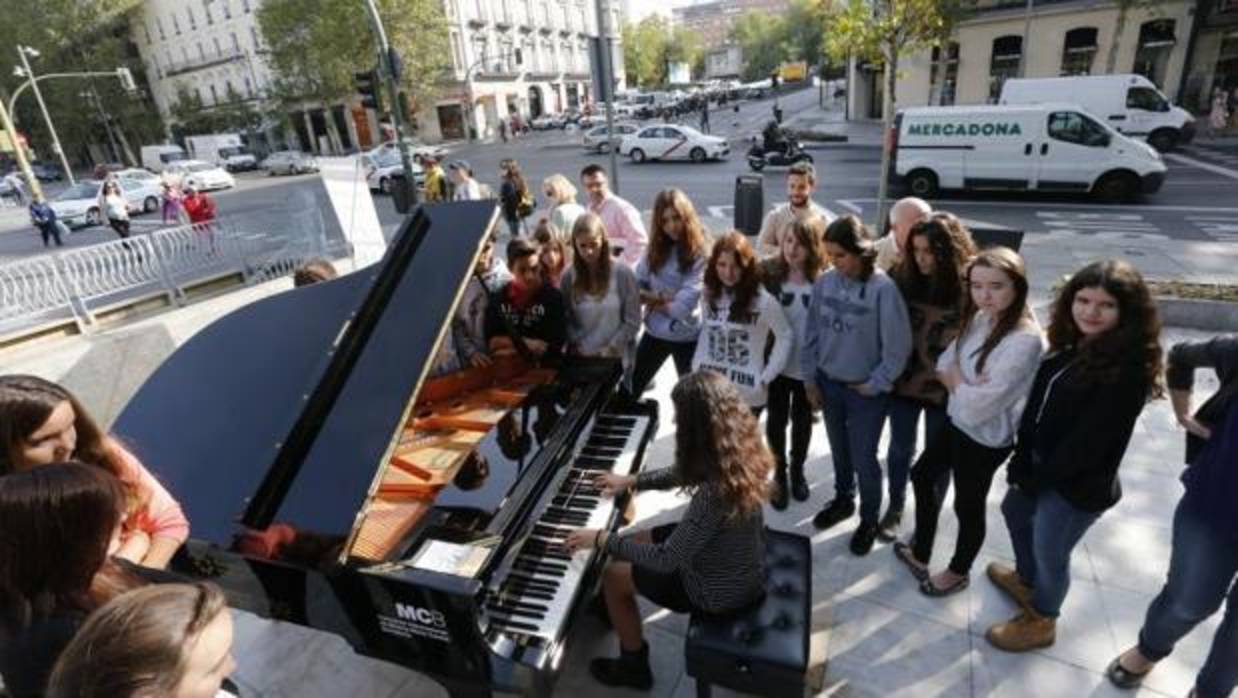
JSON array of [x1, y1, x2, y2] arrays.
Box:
[[1148, 129, 1177, 153], [906, 169, 939, 198], [1094, 171, 1139, 204]]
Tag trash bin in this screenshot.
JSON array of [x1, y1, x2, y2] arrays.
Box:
[[733, 175, 764, 237], [392, 175, 418, 214]]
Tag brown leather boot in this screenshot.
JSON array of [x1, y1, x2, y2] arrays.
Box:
[[986, 609, 1056, 652], [987, 562, 1033, 610]]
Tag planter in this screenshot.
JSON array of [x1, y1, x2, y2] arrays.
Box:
[[1154, 296, 1238, 332]]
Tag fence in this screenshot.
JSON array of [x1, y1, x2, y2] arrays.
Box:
[[0, 216, 345, 342]]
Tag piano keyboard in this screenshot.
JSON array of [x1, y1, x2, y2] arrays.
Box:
[[485, 412, 651, 641]]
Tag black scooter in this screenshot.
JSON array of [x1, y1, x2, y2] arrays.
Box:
[[746, 136, 813, 171]]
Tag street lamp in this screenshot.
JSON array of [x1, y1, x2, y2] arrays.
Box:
[[15, 45, 76, 185]]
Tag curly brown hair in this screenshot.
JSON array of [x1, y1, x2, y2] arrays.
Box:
[[762, 215, 829, 289], [1047, 260, 1164, 399], [648, 188, 707, 273], [892, 212, 977, 307], [704, 231, 762, 322], [671, 371, 771, 515]]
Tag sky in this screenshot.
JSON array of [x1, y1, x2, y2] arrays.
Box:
[[624, 0, 696, 21]]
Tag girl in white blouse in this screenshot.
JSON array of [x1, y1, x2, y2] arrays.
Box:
[[894, 247, 1045, 597]]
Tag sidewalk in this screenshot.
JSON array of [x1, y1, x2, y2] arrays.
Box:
[[0, 253, 1227, 697], [784, 104, 885, 146]]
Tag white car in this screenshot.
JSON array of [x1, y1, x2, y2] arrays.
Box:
[[366, 140, 448, 165], [582, 123, 640, 153], [163, 160, 235, 191], [261, 150, 320, 176], [50, 180, 106, 229], [113, 169, 163, 215], [362, 151, 425, 194], [619, 124, 730, 163]]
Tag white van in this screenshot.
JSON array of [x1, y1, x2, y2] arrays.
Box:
[[999, 74, 1195, 152], [140, 144, 187, 173], [892, 103, 1167, 203]]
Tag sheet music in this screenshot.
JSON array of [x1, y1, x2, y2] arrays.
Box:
[[409, 539, 490, 577]]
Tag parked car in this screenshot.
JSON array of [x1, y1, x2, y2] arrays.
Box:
[[618, 124, 730, 163], [30, 162, 63, 181], [162, 159, 236, 191], [366, 140, 449, 165], [49, 180, 104, 228], [113, 168, 163, 214], [530, 114, 568, 130], [261, 150, 320, 176], [362, 151, 424, 194], [582, 122, 640, 153]]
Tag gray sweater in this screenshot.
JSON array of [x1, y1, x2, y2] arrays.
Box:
[[605, 467, 767, 614], [800, 268, 913, 393], [560, 262, 641, 367]]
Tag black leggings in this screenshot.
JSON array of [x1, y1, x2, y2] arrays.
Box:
[[765, 375, 812, 472], [910, 422, 1012, 575], [108, 218, 131, 239], [38, 223, 62, 247], [629, 333, 697, 397]]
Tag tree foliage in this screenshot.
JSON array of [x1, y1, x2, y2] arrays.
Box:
[[730, 0, 829, 82], [0, 0, 163, 166], [169, 85, 262, 138], [621, 16, 704, 87], [257, 0, 449, 139]]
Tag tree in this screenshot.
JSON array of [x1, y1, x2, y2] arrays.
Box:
[[0, 0, 163, 167], [822, 0, 955, 229], [621, 16, 705, 87], [258, 0, 448, 152], [732, 12, 787, 82]]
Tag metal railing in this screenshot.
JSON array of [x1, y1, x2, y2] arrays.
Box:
[[0, 217, 343, 340]]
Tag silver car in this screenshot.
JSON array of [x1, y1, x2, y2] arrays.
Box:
[[582, 123, 640, 153], [262, 151, 320, 176]]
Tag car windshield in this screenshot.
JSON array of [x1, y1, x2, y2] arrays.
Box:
[[219, 147, 250, 157], [375, 152, 402, 167], [58, 182, 100, 200], [122, 170, 157, 181], [160, 152, 186, 163]]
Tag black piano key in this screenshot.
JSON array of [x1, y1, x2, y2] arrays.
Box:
[[596, 416, 637, 427], [532, 525, 569, 539], [513, 558, 568, 576], [488, 597, 550, 613], [486, 603, 546, 621], [551, 495, 599, 510], [586, 436, 628, 449], [499, 585, 556, 602], [502, 578, 558, 597], [506, 573, 561, 591], [574, 457, 614, 470], [489, 616, 541, 633]]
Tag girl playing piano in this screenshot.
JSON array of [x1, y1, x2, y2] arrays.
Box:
[[565, 371, 772, 690]]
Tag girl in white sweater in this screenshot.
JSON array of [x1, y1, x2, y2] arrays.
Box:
[[692, 231, 792, 414], [894, 247, 1045, 596]]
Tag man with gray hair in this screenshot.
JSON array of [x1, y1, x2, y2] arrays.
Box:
[[875, 197, 932, 272]]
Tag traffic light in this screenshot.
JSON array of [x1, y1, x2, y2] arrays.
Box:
[[355, 69, 380, 110]]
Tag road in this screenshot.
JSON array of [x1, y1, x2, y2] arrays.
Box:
[[3, 85, 1237, 262]]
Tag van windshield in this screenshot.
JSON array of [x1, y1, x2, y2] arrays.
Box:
[[1126, 87, 1169, 112], [160, 152, 186, 164]]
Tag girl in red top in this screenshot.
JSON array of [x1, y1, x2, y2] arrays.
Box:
[[0, 375, 189, 569], [181, 186, 217, 225]]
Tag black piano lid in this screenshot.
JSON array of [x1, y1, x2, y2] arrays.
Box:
[[112, 201, 500, 546]]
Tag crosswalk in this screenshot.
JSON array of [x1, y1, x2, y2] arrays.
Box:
[[1187, 214, 1238, 242], [1036, 211, 1169, 241]]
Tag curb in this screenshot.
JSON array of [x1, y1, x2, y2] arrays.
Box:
[[1155, 297, 1238, 332]]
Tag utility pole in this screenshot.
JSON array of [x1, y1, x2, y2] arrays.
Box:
[[0, 90, 42, 201], [593, 0, 619, 194], [16, 46, 75, 185], [362, 0, 418, 207], [1019, 0, 1034, 77]]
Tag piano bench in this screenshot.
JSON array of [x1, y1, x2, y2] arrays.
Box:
[[684, 528, 812, 698]]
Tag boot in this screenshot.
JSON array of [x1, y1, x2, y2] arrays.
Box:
[[589, 641, 653, 690], [771, 465, 789, 511], [986, 609, 1056, 652], [986, 562, 1034, 610], [790, 461, 809, 502]]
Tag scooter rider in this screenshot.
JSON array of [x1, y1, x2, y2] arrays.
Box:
[[762, 120, 790, 156]]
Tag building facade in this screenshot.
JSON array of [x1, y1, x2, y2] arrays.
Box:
[[1180, 0, 1238, 113], [847, 0, 1197, 119], [424, 0, 626, 142], [706, 45, 744, 79], [671, 0, 790, 50]]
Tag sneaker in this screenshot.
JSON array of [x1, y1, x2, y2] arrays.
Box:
[[849, 522, 878, 556], [771, 473, 789, 511], [876, 505, 903, 543], [589, 642, 654, 690], [812, 498, 855, 530]]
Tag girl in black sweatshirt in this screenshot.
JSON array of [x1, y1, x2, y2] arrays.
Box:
[[986, 260, 1163, 653]]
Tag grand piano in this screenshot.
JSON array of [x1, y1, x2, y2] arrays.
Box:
[[112, 201, 658, 698]]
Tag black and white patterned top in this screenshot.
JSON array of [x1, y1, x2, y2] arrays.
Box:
[[604, 467, 766, 614]]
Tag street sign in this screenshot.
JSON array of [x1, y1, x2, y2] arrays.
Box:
[[588, 37, 613, 104]]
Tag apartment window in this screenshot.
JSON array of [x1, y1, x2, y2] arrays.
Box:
[[231, 32, 241, 52], [187, 6, 196, 30], [244, 75, 253, 96], [198, 42, 206, 60], [143, 22, 151, 44], [225, 80, 234, 99], [242, 0, 251, 12], [989, 35, 1022, 102], [182, 46, 190, 63], [451, 32, 465, 72], [251, 26, 261, 51], [542, 1, 550, 24], [172, 13, 181, 35], [1133, 19, 1176, 87], [204, 0, 213, 24], [158, 16, 167, 40], [1060, 27, 1098, 76], [929, 42, 960, 106], [209, 84, 219, 104]]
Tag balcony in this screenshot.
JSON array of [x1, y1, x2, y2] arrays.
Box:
[[164, 47, 246, 77]]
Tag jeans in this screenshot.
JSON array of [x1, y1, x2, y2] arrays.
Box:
[[886, 397, 948, 511], [505, 215, 524, 238], [37, 222, 63, 247], [629, 333, 697, 398], [1001, 486, 1101, 618], [911, 422, 1012, 575], [766, 375, 812, 474], [817, 373, 890, 525], [1137, 498, 1238, 698]]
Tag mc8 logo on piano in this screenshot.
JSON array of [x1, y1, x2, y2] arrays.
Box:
[[377, 602, 451, 643], [396, 602, 447, 628]]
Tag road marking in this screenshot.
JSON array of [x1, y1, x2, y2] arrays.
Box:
[[1164, 153, 1238, 181], [1187, 214, 1238, 242], [1036, 212, 1168, 240], [835, 199, 863, 214], [834, 198, 1238, 213]]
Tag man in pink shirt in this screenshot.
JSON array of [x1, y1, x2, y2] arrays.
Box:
[[580, 164, 648, 266]]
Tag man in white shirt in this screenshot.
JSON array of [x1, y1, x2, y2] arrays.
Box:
[[756, 161, 834, 257], [449, 160, 484, 201], [580, 164, 648, 266], [874, 197, 932, 272]]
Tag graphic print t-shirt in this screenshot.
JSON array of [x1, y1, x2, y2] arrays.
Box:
[[691, 288, 791, 406]]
